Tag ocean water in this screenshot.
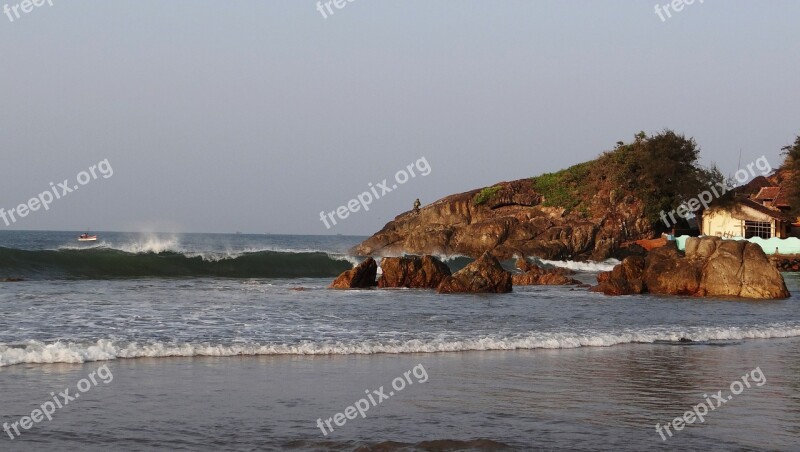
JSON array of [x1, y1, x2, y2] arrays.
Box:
[[0, 231, 798, 451]]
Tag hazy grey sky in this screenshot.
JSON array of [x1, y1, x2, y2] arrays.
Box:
[[1, 0, 798, 235]]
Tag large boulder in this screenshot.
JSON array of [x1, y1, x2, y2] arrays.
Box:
[[698, 240, 747, 297], [591, 256, 646, 295], [378, 255, 452, 289], [715, 242, 789, 299], [643, 243, 703, 296], [328, 258, 378, 289], [437, 252, 512, 294], [685, 236, 720, 260], [512, 257, 582, 286], [592, 237, 790, 299]]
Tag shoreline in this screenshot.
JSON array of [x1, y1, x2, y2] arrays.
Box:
[[2, 338, 798, 451]]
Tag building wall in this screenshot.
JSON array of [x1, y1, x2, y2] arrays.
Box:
[[675, 235, 800, 255], [702, 210, 744, 237], [702, 205, 781, 238]]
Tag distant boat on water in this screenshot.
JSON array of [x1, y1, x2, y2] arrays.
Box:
[[78, 232, 97, 242]]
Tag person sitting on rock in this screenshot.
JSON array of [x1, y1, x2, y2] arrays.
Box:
[[413, 198, 421, 212]]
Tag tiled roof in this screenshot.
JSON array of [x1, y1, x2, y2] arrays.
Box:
[[753, 186, 781, 200], [740, 176, 772, 195], [738, 198, 792, 221], [774, 189, 791, 207]]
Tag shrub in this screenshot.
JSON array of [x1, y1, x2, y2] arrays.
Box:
[[474, 185, 502, 206]]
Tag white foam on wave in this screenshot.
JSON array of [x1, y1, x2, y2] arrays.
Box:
[[411, 255, 618, 272], [58, 236, 182, 254], [56, 240, 117, 251], [538, 258, 620, 272], [339, 255, 363, 268], [57, 239, 355, 265], [432, 254, 470, 263], [3, 325, 799, 367], [115, 236, 182, 254]]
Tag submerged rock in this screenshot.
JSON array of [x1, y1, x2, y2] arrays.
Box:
[[437, 252, 512, 294], [377, 255, 451, 289], [592, 237, 789, 299], [328, 258, 378, 289]]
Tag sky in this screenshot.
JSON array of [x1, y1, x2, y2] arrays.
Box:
[[1, 0, 799, 235]]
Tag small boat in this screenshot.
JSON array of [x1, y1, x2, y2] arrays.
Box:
[[78, 233, 97, 242]]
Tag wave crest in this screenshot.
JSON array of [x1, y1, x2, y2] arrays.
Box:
[[2, 325, 798, 366], [0, 247, 353, 280]]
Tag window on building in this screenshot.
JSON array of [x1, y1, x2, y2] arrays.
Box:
[[744, 221, 772, 239]]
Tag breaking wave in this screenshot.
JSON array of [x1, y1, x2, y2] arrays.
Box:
[[0, 246, 353, 280], [537, 258, 620, 272], [2, 325, 798, 367]]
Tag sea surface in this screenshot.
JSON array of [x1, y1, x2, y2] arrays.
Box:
[[0, 231, 798, 451]]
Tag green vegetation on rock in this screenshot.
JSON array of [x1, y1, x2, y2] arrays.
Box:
[[530, 161, 592, 210], [531, 130, 723, 230], [474, 185, 503, 206]]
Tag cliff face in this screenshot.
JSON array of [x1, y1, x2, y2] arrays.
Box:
[[352, 178, 654, 261]]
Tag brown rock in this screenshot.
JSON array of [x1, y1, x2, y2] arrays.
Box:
[[698, 240, 746, 296], [377, 255, 452, 289], [684, 236, 700, 258], [694, 236, 721, 260], [328, 258, 378, 289], [512, 258, 581, 286], [351, 178, 654, 261], [590, 256, 646, 295], [515, 257, 534, 273], [734, 243, 789, 299], [596, 237, 789, 299], [644, 243, 702, 296], [634, 237, 667, 251], [437, 252, 512, 294]]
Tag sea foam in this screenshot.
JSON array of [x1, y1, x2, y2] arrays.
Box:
[[2, 325, 798, 367]]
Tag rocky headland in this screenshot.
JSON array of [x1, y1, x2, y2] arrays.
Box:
[[351, 178, 651, 262], [338, 132, 796, 298], [351, 132, 721, 261]]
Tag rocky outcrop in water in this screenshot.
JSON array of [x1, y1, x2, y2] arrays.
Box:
[[592, 256, 646, 296], [378, 255, 451, 289], [352, 179, 652, 261], [592, 237, 790, 299], [772, 255, 800, 272], [437, 252, 512, 294], [328, 258, 378, 289]]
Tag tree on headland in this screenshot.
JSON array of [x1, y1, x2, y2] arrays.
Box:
[[780, 134, 800, 216], [782, 135, 800, 162], [531, 129, 723, 232], [605, 130, 723, 230]]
